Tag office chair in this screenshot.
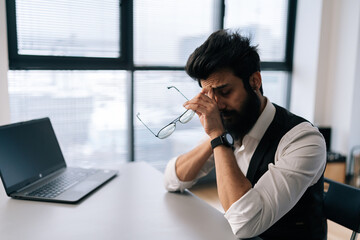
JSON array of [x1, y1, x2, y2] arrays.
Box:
[[323, 178, 360, 240], [347, 146, 360, 187]]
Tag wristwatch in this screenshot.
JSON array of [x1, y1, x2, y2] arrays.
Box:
[[210, 132, 234, 149]]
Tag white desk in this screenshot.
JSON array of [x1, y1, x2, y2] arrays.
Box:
[[0, 162, 248, 240]]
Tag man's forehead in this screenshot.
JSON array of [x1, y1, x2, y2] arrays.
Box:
[[200, 69, 233, 89], [200, 77, 222, 89]]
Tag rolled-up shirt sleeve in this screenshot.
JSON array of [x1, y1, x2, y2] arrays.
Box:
[[224, 123, 327, 238], [164, 155, 215, 192]]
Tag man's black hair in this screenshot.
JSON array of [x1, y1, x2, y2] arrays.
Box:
[[185, 29, 263, 94]]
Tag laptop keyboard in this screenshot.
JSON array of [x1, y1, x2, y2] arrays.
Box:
[[27, 168, 98, 198]]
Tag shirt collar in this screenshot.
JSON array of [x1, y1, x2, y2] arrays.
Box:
[[246, 97, 276, 141]]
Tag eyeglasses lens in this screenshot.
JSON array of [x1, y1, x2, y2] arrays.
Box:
[[158, 123, 176, 139], [179, 109, 195, 123]]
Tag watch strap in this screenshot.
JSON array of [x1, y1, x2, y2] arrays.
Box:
[[211, 135, 224, 149], [211, 132, 233, 149]]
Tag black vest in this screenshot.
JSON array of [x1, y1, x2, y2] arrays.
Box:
[[246, 104, 327, 240]]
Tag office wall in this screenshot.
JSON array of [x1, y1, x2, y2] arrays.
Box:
[[319, 0, 360, 157], [290, 0, 323, 122], [349, 36, 360, 159], [0, 0, 10, 125], [292, 0, 360, 169]]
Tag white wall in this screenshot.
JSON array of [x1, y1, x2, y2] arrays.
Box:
[[0, 0, 10, 125], [290, 0, 323, 122], [349, 25, 360, 159], [292, 0, 360, 172]]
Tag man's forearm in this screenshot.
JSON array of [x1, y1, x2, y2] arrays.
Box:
[[175, 139, 213, 181], [213, 145, 252, 211]]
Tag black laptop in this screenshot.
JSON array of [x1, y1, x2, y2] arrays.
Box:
[[0, 117, 118, 203]]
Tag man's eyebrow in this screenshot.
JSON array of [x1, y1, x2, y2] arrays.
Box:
[[213, 84, 230, 90]]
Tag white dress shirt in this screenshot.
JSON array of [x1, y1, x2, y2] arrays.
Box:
[[164, 99, 326, 239]]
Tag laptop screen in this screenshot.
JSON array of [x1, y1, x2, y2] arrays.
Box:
[[0, 118, 66, 194]]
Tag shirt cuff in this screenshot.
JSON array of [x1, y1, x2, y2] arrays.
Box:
[[163, 157, 196, 192]]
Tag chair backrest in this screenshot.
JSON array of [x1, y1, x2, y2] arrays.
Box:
[[353, 152, 360, 187], [323, 178, 360, 234]]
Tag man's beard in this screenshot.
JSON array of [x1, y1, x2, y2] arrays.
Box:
[[220, 90, 261, 141]]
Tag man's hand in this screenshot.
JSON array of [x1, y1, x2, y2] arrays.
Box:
[[183, 88, 224, 139]]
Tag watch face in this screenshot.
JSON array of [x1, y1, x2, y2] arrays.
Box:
[[225, 133, 234, 145]]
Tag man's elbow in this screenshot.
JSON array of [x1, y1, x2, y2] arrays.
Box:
[[164, 177, 178, 191], [233, 227, 261, 239], [231, 221, 266, 239], [164, 177, 187, 193], [164, 182, 180, 192], [226, 206, 268, 239]]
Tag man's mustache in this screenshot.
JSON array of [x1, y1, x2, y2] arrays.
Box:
[[220, 110, 238, 118]]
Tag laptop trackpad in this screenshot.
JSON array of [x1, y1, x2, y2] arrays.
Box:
[[72, 180, 99, 192]]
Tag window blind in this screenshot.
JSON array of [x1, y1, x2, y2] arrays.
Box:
[[15, 0, 120, 58]]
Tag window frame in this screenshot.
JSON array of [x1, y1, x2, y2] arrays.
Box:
[[6, 0, 133, 70], [6, 0, 297, 71], [6, 0, 297, 162]]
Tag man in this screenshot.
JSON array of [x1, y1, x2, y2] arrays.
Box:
[[164, 29, 327, 240]]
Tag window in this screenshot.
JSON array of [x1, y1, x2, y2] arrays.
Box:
[[134, 71, 205, 169], [6, 0, 297, 168], [134, 0, 214, 66], [7, 0, 130, 69], [15, 0, 120, 58], [225, 0, 289, 62], [8, 70, 129, 168]]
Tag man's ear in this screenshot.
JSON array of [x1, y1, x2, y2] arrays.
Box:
[[249, 72, 262, 90]]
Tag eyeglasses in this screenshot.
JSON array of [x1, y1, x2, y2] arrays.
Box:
[[136, 86, 195, 139]]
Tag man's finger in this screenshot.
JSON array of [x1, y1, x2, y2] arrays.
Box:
[[184, 93, 212, 107], [183, 102, 208, 114], [207, 88, 216, 101]]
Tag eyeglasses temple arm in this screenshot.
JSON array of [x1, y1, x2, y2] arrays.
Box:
[[167, 86, 189, 101], [136, 113, 158, 137]]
